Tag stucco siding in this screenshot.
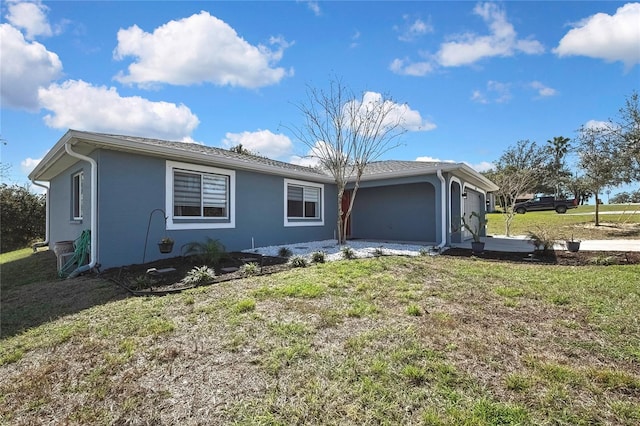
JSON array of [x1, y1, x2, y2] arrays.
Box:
[[350, 182, 436, 242], [48, 160, 92, 250], [94, 150, 337, 268]]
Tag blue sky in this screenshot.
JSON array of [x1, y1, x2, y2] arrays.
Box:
[[1, 1, 639, 196]]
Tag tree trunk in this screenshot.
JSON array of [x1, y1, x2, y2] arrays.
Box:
[[336, 188, 345, 245], [595, 193, 600, 226]]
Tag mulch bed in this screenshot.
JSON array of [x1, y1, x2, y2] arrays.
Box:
[[101, 252, 289, 295], [442, 248, 640, 266], [101, 248, 639, 296]]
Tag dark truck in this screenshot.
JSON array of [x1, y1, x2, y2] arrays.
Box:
[[513, 196, 577, 214]]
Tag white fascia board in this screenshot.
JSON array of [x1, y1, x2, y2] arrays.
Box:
[[32, 130, 334, 184]]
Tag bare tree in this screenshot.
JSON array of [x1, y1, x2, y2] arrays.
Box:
[[286, 78, 407, 244], [483, 140, 547, 236]]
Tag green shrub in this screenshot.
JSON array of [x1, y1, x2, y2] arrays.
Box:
[[0, 184, 45, 252], [341, 246, 356, 260], [183, 238, 226, 266], [239, 262, 260, 276], [310, 251, 326, 263], [278, 247, 293, 258], [289, 255, 308, 268], [526, 227, 557, 253], [183, 265, 216, 285]]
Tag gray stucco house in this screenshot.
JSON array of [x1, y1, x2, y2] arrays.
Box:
[[29, 130, 498, 271]]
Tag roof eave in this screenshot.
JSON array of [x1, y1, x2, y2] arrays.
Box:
[[30, 130, 334, 183]]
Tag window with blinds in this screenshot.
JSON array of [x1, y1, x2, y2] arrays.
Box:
[[174, 169, 228, 218], [72, 171, 83, 220], [287, 184, 320, 219]]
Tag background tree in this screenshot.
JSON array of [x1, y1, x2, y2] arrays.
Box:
[[616, 91, 640, 183], [229, 144, 254, 155], [286, 78, 407, 244], [483, 140, 547, 236], [539, 136, 572, 196], [565, 174, 592, 205], [576, 123, 624, 226], [575, 91, 639, 225], [0, 184, 46, 252]]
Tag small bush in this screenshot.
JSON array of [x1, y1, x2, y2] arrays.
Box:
[[239, 262, 260, 276], [526, 227, 557, 253], [373, 247, 384, 257], [289, 255, 308, 268], [310, 251, 326, 263], [419, 248, 429, 256], [183, 265, 216, 286], [183, 238, 226, 266], [130, 274, 156, 290], [341, 246, 356, 260], [278, 247, 293, 258]]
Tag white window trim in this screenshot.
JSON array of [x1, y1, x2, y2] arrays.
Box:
[[284, 178, 324, 227], [166, 160, 235, 230], [72, 171, 83, 221]]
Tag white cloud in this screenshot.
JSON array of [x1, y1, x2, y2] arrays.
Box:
[[465, 161, 494, 172], [114, 11, 293, 88], [350, 30, 361, 48], [389, 58, 434, 76], [222, 129, 293, 159], [5, 0, 53, 39], [471, 80, 512, 104], [289, 141, 333, 167], [347, 91, 436, 132], [416, 156, 455, 163], [436, 2, 544, 67], [0, 23, 62, 110], [299, 1, 321, 16], [554, 3, 640, 69], [21, 157, 41, 174], [38, 80, 200, 141], [396, 15, 433, 42], [584, 119, 612, 130], [529, 81, 557, 97]]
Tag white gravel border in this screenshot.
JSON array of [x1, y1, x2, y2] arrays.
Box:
[[242, 239, 441, 262]]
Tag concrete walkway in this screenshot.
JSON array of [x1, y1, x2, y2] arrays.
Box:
[[451, 236, 640, 252]]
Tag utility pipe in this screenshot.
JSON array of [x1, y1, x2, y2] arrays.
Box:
[[436, 169, 447, 249], [30, 180, 49, 251], [64, 142, 98, 277]]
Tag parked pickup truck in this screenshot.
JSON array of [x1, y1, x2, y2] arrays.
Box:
[[513, 196, 577, 214]]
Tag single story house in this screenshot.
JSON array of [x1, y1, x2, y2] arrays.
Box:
[[29, 130, 498, 272]]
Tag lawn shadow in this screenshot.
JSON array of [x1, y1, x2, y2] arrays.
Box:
[[1, 250, 130, 339]]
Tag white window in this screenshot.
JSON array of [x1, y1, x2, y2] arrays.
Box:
[[71, 171, 83, 220], [166, 161, 235, 230], [284, 179, 324, 227]]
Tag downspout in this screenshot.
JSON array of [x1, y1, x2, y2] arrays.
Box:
[[31, 181, 49, 251], [436, 169, 447, 249], [64, 142, 98, 277]]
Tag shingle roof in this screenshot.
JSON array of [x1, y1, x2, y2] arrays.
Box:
[[361, 160, 452, 176], [81, 131, 328, 177]]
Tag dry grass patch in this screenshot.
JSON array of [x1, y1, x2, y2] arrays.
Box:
[[1, 254, 639, 424]]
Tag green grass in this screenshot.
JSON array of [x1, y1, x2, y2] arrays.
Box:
[[1, 249, 639, 424], [487, 204, 640, 239]]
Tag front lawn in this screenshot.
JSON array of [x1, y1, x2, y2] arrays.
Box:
[[1, 249, 639, 424]]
